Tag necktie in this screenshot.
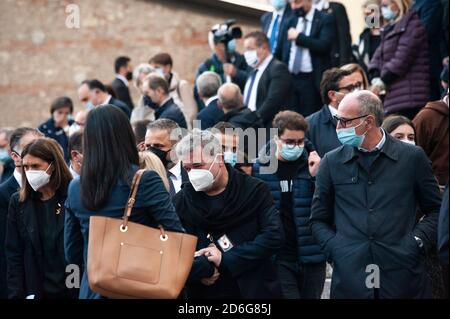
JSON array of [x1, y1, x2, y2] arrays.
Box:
[[291, 17, 308, 75], [167, 172, 176, 197], [244, 69, 259, 107], [269, 14, 280, 53]]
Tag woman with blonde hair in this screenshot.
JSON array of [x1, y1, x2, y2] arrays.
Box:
[[138, 151, 170, 191], [369, 0, 430, 119]]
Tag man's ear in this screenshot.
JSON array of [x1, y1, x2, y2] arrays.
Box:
[[217, 101, 224, 109], [327, 90, 335, 104]]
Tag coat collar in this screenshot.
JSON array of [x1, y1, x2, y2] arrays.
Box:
[[341, 130, 399, 164], [319, 104, 336, 124]]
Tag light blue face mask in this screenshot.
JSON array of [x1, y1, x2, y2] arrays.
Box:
[[336, 120, 367, 148], [227, 39, 236, 53], [382, 6, 398, 22], [224, 151, 238, 167], [86, 101, 95, 110], [271, 0, 286, 11], [280, 144, 304, 161], [0, 148, 10, 162]]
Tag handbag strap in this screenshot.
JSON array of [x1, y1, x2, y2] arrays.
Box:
[[119, 169, 167, 238], [121, 169, 145, 229]]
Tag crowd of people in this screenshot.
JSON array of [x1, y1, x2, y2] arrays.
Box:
[[0, 0, 448, 299]]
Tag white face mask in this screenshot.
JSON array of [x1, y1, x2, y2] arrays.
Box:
[[400, 139, 416, 146], [25, 163, 52, 192], [244, 50, 259, 68], [188, 154, 220, 192]]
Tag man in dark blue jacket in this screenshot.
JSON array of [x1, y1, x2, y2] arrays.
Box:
[[261, 0, 293, 58], [195, 72, 223, 130], [276, 0, 334, 117], [253, 110, 325, 299], [143, 74, 187, 129], [0, 127, 42, 298], [173, 129, 284, 299], [306, 67, 358, 157], [87, 79, 131, 119], [310, 91, 441, 299]]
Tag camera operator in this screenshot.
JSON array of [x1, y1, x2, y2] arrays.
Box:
[[195, 21, 250, 111]]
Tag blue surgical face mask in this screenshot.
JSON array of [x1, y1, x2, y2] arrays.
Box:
[[227, 39, 236, 54], [86, 101, 95, 110], [271, 0, 286, 11], [0, 148, 10, 162], [336, 120, 367, 148], [280, 143, 304, 161], [224, 151, 238, 167], [382, 6, 397, 22]]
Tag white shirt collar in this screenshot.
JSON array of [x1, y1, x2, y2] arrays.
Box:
[[328, 105, 338, 117], [358, 129, 386, 152], [257, 54, 273, 71], [314, 0, 329, 11], [274, 6, 286, 16], [13, 169, 22, 187], [103, 94, 112, 105], [69, 164, 80, 179], [205, 95, 218, 107], [305, 7, 316, 22], [116, 74, 129, 87], [168, 161, 181, 179]]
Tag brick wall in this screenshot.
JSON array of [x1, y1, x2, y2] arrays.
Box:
[[0, 0, 259, 127]]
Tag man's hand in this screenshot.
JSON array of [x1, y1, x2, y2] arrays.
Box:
[[308, 151, 321, 177], [196, 245, 222, 268], [223, 63, 237, 78], [200, 267, 220, 286], [287, 28, 299, 41]]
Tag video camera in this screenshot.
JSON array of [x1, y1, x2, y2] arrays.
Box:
[[210, 19, 242, 62]]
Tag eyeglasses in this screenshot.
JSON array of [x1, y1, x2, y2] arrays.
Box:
[[279, 138, 304, 148], [336, 83, 363, 93], [333, 114, 369, 128]]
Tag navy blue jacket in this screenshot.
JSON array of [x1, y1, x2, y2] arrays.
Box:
[[38, 118, 74, 163], [261, 5, 294, 59], [276, 9, 334, 91], [64, 167, 184, 299], [155, 98, 187, 129], [253, 143, 325, 265], [109, 97, 131, 119], [310, 134, 441, 298], [0, 175, 19, 298], [438, 185, 449, 266], [196, 97, 224, 130], [306, 105, 340, 157]]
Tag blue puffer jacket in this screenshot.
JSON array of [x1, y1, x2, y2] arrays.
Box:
[[253, 142, 325, 264]]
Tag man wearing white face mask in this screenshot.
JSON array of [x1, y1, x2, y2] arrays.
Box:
[[173, 129, 284, 298], [5, 138, 75, 299], [243, 31, 292, 127]]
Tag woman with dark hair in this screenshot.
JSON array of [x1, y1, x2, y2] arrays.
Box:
[[5, 138, 74, 299], [382, 114, 416, 145], [38, 96, 74, 163], [64, 105, 184, 299]]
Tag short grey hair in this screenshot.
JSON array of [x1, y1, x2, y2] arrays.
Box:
[[196, 71, 222, 99], [133, 63, 155, 88], [218, 83, 243, 110], [147, 119, 183, 143], [176, 129, 222, 161], [355, 91, 384, 126]]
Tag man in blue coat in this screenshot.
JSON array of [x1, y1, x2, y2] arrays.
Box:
[[310, 91, 441, 299], [253, 110, 325, 299]]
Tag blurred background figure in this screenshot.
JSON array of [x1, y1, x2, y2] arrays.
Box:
[[38, 97, 74, 163], [261, 0, 293, 58], [130, 63, 156, 123], [132, 119, 151, 152], [111, 56, 134, 112], [68, 131, 83, 179], [0, 129, 14, 183], [382, 115, 416, 144]]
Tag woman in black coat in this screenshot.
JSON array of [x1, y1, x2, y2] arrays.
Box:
[[5, 138, 74, 299]]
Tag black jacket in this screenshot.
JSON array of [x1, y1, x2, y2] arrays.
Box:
[[310, 133, 441, 298], [111, 78, 134, 111], [251, 58, 292, 126], [438, 185, 449, 266], [196, 98, 223, 130], [0, 175, 19, 298], [155, 98, 187, 129], [222, 107, 264, 131], [109, 97, 131, 119], [306, 105, 340, 157], [277, 9, 334, 91], [261, 5, 294, 59], [5, 190, 76, 299], [38, 118, 73, 163]]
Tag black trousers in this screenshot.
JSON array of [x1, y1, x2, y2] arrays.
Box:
[[290, 72, 322, 117]]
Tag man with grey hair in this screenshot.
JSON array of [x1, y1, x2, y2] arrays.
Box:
[[219, 83, 264, 131], [173, 129, 284, 298], [196, 71, 224, 130], [310, 90, 441, 299], [130, 64, 155, 123], [145, 119, 187, 196]]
